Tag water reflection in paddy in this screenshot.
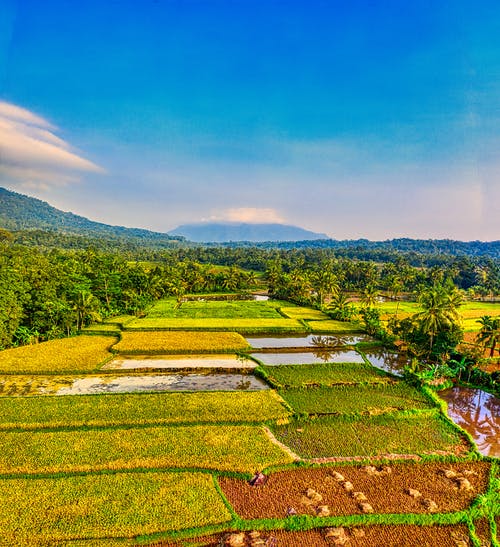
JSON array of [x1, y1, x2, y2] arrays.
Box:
[[246, 334, 373, 349], [439, 387, 500, 457], [104, 355, 254, 370], [251, 350, 364, 365], [363, 350, 411, 376], [57, 374, 269, 395]]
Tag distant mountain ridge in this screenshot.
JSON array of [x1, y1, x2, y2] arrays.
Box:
[[0, 187, 181, 244], [1, 187, 498, 257], [168, 222, 329, 242]]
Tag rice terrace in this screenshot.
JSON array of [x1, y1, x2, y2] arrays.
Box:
[[0, 290, 498, 546]]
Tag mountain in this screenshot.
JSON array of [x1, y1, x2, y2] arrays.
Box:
[[0, 187, 182, 246], [168, 222, 329, 242]]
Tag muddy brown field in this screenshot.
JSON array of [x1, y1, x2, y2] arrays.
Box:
[[219, 461, 491, 520], [160, 524, 473, 546]]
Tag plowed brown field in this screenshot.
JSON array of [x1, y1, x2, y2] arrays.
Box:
[[219, 461, 490, 520], [162, 524, 472, 546]]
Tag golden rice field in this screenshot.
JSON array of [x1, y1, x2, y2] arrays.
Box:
[[0, 425, 294, 474], [114, 330, 250, 354], [0, 335, 117, 374], [0, 390, 291, 429], [0, 472, 231, 544]]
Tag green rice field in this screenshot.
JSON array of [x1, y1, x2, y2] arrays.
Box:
[[279, 384, 434, 415], [259, 362, 393, 387], [271, 412, 467, 458]]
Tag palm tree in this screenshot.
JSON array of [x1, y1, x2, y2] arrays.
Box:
[[388, 277, 403, 317], [414, 284, 463, 354], [476, 316, 500, 358], [361, 285, 378, 308], [73, 291, 101, 330], [311, 270, 339, 307]]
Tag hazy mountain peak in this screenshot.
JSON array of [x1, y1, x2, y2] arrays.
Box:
[[168, 221, 329, 242]]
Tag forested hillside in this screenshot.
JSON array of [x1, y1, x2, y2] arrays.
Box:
[[0, 187, 182, 246]]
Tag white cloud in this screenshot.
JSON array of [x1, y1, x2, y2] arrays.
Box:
[[206, 207, 285, 224], [0, 100, 104, 189]]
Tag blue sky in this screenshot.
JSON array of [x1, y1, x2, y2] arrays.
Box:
[[0, 0, 499, 239]]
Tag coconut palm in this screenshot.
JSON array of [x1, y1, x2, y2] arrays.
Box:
[[310, 269, 339, 307], [73, 291, 101, 330], [361, 285, 378, 308], [476, 316, 500, 358], [414, 284, 463, 353]]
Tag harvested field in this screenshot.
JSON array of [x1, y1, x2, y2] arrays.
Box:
[[278, 384, 434, 415], [166, 524, 472, 546], [114, 331, 250, 354], [219, 461, 491, 519], [259, 363, 392, 387], [268, 524, 472, 547], [473, 519, 493, 546], [270, 413, 468, 458]]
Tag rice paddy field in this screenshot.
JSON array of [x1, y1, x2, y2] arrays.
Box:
[[0, 294, 498, 546]]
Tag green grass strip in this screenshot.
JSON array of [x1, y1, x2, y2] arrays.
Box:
[[125, 317, 306, 333]]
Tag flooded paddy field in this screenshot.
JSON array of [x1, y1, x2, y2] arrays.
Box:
[[440, 387, 500, 457], [57, 373, 269, 394], [251, 349, 365, 365], [245, 334, 373, 349], [362, 349, 411, 376], [0, 372, 269, 395], [104, 354, 255, 370]]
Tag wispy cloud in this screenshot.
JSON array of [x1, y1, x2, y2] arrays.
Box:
[[0, 100, 104, 190], [206, 207, 285, 224]]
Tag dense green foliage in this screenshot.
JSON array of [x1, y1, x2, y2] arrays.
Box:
[[0, 244, 257, 348]]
